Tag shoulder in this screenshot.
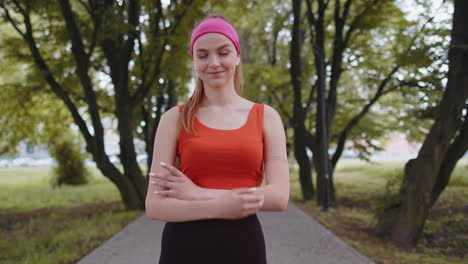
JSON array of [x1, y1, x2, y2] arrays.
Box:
[[260, 104, 284, 135], [159, 105, 183, 133], [261, 104, 282, 123], [162, 105, 182, 121]]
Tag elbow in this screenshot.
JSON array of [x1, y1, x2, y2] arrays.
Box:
[[278, 199, 288, 211], [266, 185, 289, 211], [145, 209, 159, 221], [274, 196, 289, 212], [279, 193, 290, 211], [145, 199, 162, 221]]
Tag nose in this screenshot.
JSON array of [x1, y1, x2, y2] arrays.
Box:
[[208, 54, 220, 67]]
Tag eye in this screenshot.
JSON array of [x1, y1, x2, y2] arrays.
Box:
[[197, 54, 208, 59]]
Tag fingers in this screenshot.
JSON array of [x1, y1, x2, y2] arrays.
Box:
[[151, 179, 176, 188], [243, 199, 263, 216], [151, 173, 181, 182], [159, 162, 185, 177], [150, 172, 174, 180], [243, 202, 262, 211], [233, 187, 258, 194], [240, 193, 264, 203], [154, 190, 168, 196], [232, 188, 263, 204]]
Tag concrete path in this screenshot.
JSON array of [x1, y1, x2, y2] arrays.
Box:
[[77, 203, 374, 264]]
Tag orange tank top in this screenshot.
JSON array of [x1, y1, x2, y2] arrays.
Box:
[[177, 103, 264, 189]]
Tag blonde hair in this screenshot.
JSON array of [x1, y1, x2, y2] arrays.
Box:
[[180, 14, 244, 135]]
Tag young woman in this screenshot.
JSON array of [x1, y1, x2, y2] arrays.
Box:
[[145, 15, 290, 264]]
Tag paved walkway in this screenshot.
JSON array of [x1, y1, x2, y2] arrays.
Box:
[[77, 203, 374, 264]]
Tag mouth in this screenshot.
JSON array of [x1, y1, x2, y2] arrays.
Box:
[[208, 70, 225, 75]]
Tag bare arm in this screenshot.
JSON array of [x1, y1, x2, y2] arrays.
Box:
[[201, 184, 284, 211], [260, 104, 290, 211], [145, 106, 220, 222]]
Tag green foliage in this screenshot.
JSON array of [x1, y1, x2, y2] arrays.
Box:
[[0, 20, 75, 155], [218, 0, 295, 123], [48, 134, 90, 187], [0, 0, 220, 156]]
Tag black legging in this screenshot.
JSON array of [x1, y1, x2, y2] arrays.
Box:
[[158, 214, 267, 264]]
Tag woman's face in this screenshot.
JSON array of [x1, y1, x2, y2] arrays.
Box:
[[193, 33, 239, 89]]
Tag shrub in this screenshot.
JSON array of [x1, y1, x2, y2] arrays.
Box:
[[48, 138, 89, 187]]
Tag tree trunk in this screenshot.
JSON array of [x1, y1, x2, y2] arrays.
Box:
[[98, 160, 144, 210], [314, 157, 336, 206], [306, 0, 336, 206], [376, 0, 468, 247], [374, 159, 414, 236], [431, 115, 468, 205], [294, 128, 315, 200], [290, 0, 314, 201]]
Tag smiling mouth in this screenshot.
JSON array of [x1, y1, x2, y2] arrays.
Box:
[[208, 71, 225, 74]]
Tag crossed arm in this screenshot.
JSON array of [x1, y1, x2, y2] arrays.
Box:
[[152, 154, 289, 212], [145, 104, 290, 222]]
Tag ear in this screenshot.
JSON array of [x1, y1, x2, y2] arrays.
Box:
[[236, 56, 240, 66]]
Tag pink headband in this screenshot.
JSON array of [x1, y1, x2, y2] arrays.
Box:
[[190, 17, 241, 58]]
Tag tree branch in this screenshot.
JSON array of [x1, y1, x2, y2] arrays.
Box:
[[121, 0, 140, 67], [4, 1, 94, 145], [341, 0, 353, 22], [11, 0, 26, 15], [331, 65, 400, 166], [305, 0, 317, 29], [271, 91, 292, 121], [305, 79, 318, 112], [343, 0, 378, 48], [78, 0, 91, 15], [130, 0, 194, 106], [0, 2, 25, 38], [86, 17, 99, 59], [57, 0, 106, 152]]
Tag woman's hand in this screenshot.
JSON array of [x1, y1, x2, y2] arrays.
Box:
[[215, 187, 265, 220], [150, 162, 205, 201]]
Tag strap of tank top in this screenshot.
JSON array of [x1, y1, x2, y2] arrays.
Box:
[[253, 103, 264, 140]]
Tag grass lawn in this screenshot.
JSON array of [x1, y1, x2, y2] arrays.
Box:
[[290, 158, 468, 264], [0, 167, 142, 264]]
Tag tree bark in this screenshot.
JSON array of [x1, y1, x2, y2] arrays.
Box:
[[291, 0, 315, 201], [294, 128, 315, 200], [305, 0, 335, 206], [374, 159, 413, 236], [430, 114, 468, 206]]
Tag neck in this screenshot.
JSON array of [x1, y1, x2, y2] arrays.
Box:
[[201, 82, 242, 107]]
